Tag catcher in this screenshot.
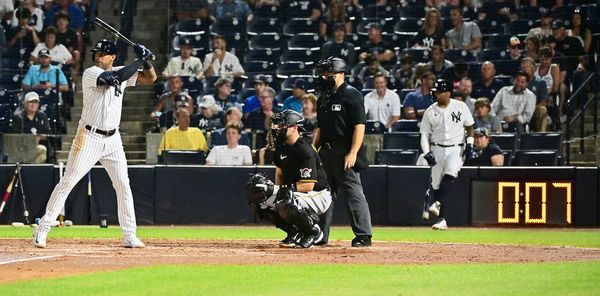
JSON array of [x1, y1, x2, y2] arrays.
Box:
[[245, 110, 332, 248]]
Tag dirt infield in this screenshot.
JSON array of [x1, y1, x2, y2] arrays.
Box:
[[1, 238, 600, 284]]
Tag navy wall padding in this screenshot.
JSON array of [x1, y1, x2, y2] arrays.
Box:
[[1, 165, 55, 224], [576, 167, 598, 226]]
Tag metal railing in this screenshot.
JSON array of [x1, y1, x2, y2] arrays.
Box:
[[565, 71, 598, 165]]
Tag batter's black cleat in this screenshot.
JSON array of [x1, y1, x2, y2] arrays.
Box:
[[297, 224, 323, 249], [279, 232, 302, 248], [351, 236, 372, 247]]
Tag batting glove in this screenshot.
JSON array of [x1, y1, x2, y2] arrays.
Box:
[[424, 151, 436, 166], [133, 43, 153, 61]]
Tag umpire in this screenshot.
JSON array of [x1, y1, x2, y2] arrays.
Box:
[[312, 57, 372, 247]]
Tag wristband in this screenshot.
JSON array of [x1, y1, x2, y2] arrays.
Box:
[[466, 137, 474, 145], [143, 60, 153, 70]]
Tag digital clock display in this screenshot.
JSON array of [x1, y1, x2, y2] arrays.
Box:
[[471, 180, 573, 226]]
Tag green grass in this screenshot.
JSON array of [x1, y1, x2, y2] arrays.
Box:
[[1, 262, 599, 295], [1, 226, 600, 248]]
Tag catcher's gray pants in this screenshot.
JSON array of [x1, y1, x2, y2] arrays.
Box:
[[262, 186, 332, 215]]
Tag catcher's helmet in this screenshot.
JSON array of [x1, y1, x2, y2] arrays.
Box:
[[271, 109, 305, 129], [91, 39, 118, 55], [431, 79, 452, 95], [315, 57, 346, 76]]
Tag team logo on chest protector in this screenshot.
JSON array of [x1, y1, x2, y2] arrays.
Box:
[[299, 168, 312, 178]]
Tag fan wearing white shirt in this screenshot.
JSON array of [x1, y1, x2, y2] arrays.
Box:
[[363, 73, 401, 129], [206, 121, 252, 165], [202, 35, 244, 78]]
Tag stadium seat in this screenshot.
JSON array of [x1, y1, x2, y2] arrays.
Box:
[[516, 5, 542, 20], [254, 4, 281, 18], [513, 150, 558, 166], [501, 150, 513, 166], [180, 76, 204, 99], [283, 18, 319, 37], [506, 19, 538, 36], [391, 119, 419, 132], [283, 1, 316, 19], [361, 4, 396, 20], [163, 150, 206, 165], [0, 89, 21, 111], [397, 4, 426, 19], [238, 88, 256, 100], [552, 5, 574, 21], [489, 133, 517, 151], [375, 149, 419, 165], [281, 76, 315, 91], [365, 120, 387, 134], [401, 48, 431, 64], [0, 103, 13, 133], [475, 19, 503, 37], [361, 88, 373, 96], [275, 62, 312, 79], [202, 76, 221, 94], [477, 49, 507, 63], [36, 89, 60, 105], [249, 34, 284, 51], [243, 48, 281, 64], [174, 19, 209, 35], [287, 34, 324, 50], [485, 35, 512, 50], [280, 49, 320, 64], [444, 49, 476, 63], [221, 33, 248, 56], [0, 73, 22, 90], [242, 74, 276, 89], [397, 89, 415, 105], [172, 34, 209, 53], [39, 103, 62, 133], [394, 18, 422, 35], [247, 17, 281, 35], [519, 132, 562, 152], [382, 132, 421, 151], [210, 18, 246, 37], [243, 61, 276, 76], [467, 61, 483, 82], [346, 33, 368, 50], [357, 19, 395, 35]]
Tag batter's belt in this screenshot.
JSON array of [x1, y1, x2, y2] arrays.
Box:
[[85, 125, 116, 136]]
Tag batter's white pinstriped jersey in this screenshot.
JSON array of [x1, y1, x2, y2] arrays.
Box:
[[81, 66, 138, 130], [420, 99, 474, 146]]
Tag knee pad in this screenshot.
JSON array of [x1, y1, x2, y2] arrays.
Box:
[[276, 201, 318, 234]]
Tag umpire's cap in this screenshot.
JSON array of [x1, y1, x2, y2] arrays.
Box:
[[91, 39, 118, 55], [431, 79, 452, 94], [271, 110, 305, 129], [316, 57, 346, 74]]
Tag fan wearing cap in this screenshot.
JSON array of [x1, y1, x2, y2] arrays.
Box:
[[463, 128, 504, 167], [358, 22, 395, 66], [242, 75, 275, 114], [356, 53, 389, 85], [162, 38, 204, 79], [282, 78, 308, 113], [202, 35, 245, 79], [420, 78, 474, 230], [497, 36, 523, 77], [22, 48, 69, 93], [9, 91, 52, 164], [320, 22, 355, 63], [312, 56, 372, 247], [403, 71, 436, 121], [552, 19, 585, 82], [191, 95, 225, 131]]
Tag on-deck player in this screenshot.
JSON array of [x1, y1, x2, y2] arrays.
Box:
[[33, 39, 157, 248], [420, 79, 474, 230]]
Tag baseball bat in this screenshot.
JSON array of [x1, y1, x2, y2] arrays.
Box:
[[0, 168, 19, 218], [87, 171, 92, 225], [94, 18, 156, 61], [16, 163, 30, 225], [59, 162, 65, 224]]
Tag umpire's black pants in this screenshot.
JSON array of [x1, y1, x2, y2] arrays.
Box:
[[318, 144, 372, 242]]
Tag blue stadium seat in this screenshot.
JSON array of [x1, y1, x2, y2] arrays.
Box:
[[247, 17, 281, 36], [476, 19, 503, 37], [281, 76, 315, 91], [243, 61, 276, 76], [242, 74, 276, 89], [239, 88, 256, 100], [552, 5, 574, 21], [0, 103, 13, 133], [36, 89, 59, 105], [180, 76, 204, 99], [361, 89, 373, 96], [357, 19, 395, 35], [397, 4, 426, 19], [467, 61, 483, 82], [478, 49, 508, 63], [39, 103, 61, 133], [0, 89, 21, 111], [444, 49, 476, 63], [383, 132, 421, 151], [361, 4, 397, 20], [287, 34, 324, 50], [0, 73, 22, 90], [172, 34, 209, 53], [275, 62, 312, 79], [222, 33, 248, 56], [254, 4, 281, 18], [394, 18, 423, 35], [516, 5, 542, 20], [501, 150, 513, 166], [485, 35, 512, 50], [365, 120, 387, 134], [210, 18, 246, 37], [249, 34, 284, 51], [283, 1, 317, 19], [376, 149, 419, 165], [519, 132, 562, 152], [346, 33, 368, 50], [243, 48, 281, 64], [280, 49, 320, 64], [283, 18, 319, 37], [163, 150, 206, 165], [513, 150, 558, 166], [202, 76, 221, 94], [401, 48, 431, 64], [506, 19, 538, 36], [174, 19, 209, 35], [489, 133, 517, 151], [397, 89, 415, 104], [391, 119, 419, 132]]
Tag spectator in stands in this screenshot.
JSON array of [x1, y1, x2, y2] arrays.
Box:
[[176, 0, 209, 21], [0, 0, 14, 22], [472, 61, 506, 101], [9, 92, 51, 164], [6, 9, 40, 49], [22, 49, 68, 93], [527, 10, 553, 40], [243, 75, 268, 114], [244, 86, 281, 133], [158, 109, 208, 157], [10, 0, 44, 33], [473, 97, 502, 133], [524, 35, 541, 61], [209, 107, 251, 148], [211, 0, 253, 23], [427, 45, 453, 77], [356, 54, 389, 85], [391, 54, 414, 90], [202, 35, 245, 78], [407, 62, 431, 89], [490, 71, 536, 133], [478, 0, 517, 23], [30, 27, 73, 66], [403, 71, 435, 120], [425, 0, 459, 10], [445, 6, 482, 57], [412, 8, 445, 49], [158, 94, 191, 133], [463, 127, 504, 166], [522, 57, 550, 132], [282, 78, 307, 113], [568, 9, 592, 54], [498, 36, 523, 77], [54, 12, 81, 64], [320, 23, 355, 65], [440, 59, 469, 89], [364, 73, 401, 129], [552, 19, 585, 81], [45, 0, 84, 33], [319, 0, 352, 39], [458, 77, 476, 114], [358, 22, 394, 66], [301, 93, 318, 134], [282, 0, 321, 21], [212, 77, 242, 111], [206, 121, 253, 165], [536, 47, 563, 117], [163, 38, 204, 79], [191, 95, 225, 131], [152, 76, 195, 122]]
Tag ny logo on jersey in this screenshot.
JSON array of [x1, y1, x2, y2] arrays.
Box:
[[451, 111, 462, 123], [224, 64, 233, 73], [340, 48, 349, 57]]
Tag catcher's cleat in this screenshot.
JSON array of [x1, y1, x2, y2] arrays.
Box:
[[432, 218, 448, 230], [428, 201, 441, 217], [279, 232, 302, 248], [297, 224, 323, 249]]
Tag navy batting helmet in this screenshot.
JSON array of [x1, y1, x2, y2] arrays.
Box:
[[431, 79, 452, 95], [91, 39, 118, 55]]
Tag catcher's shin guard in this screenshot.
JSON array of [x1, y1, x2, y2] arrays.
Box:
[[276, 199, 318, 235]]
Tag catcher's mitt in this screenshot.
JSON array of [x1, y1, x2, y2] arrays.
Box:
[[245, 173, 274, 206]]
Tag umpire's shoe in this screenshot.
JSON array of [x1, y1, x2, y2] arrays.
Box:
[[432, 218, 448, 230], [123, 235, 146, 248], [428, 201, 441, 218], [297, 224, 323, 249], [351, 236, 372, 247], [279, 232, 302, 248]]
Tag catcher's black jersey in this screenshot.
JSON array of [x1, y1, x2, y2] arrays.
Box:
[[274, 137, 328, 191]]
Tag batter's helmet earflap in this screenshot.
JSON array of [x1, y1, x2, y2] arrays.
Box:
[[431, 79, 452, 95], [91, 39, 117, 61]]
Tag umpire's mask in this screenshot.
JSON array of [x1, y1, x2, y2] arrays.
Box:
[[314, 57, 346, 96]]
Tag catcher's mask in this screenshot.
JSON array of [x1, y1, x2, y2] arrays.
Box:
[[270, 110, 305, 146], [314, 57, 346, 95]]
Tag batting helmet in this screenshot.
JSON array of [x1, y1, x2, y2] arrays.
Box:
[[315, 57, 346, 76], [431, 79, 452, 95], [91, 39, 118, 55]]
